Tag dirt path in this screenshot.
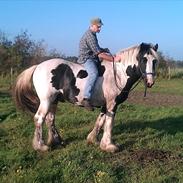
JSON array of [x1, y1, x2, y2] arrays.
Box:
[[127, 91, 183, 107]]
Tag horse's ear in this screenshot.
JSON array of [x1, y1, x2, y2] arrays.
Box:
[[140, 42, 145, 48], [137, 43, 146, 61], [154, 44, 158, 51]]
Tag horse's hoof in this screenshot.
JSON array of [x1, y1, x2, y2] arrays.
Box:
[[40, 144, 49, 151], [87, 135, 99, 145], [100, 143, 119, 153], [33, 145, 49, 152], [33, 141, 49, 152], [47, 137, 60, 146], [86, 138, 99, 146]]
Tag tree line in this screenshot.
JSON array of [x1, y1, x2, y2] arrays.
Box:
[[0, 30, 77, 75], [0, 30, 183, 77]]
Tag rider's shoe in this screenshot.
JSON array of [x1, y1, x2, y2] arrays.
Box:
[[81, 98, 94, 111]]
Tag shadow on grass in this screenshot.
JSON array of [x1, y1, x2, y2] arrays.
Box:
[[114, 115, 183, 136], [113, 115, 183, 151], [52, 115, 183, 151], [0, 110, 16, 123], [0, 91, 11, 98]]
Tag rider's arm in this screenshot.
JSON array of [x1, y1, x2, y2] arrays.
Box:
[[98, 52, 121, 62]]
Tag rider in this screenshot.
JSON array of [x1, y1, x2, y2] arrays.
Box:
[[77, 17, 120, 111]]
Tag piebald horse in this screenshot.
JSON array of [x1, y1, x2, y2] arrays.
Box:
[[14, 43, 159, 153]]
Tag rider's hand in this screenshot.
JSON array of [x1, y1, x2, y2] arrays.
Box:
[[114, 54, 121, 62], [102, 48, 110, 53]]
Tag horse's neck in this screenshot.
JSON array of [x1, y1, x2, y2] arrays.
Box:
[[119, 48, 139, 68], [112, 48, 140, 89]]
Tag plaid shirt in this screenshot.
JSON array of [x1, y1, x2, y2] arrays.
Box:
[[77, 29, 102, 64]]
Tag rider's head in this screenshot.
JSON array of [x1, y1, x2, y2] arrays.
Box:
[[90, 17, 103, 33]]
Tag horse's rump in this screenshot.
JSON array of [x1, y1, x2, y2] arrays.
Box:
[[13, 65, 39, 114]]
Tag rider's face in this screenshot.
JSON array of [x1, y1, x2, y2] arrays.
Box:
[[91, 24, 102, 33]]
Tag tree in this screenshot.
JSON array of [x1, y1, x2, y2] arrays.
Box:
[[13, 30, 35, 68], [156, 51, 170, 79], [0, 30, 13, 74]]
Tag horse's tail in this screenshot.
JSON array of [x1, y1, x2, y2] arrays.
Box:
[[13, 65, 39, 114]]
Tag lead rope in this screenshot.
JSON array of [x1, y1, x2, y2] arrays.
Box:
[[143, 79, 147, 97]]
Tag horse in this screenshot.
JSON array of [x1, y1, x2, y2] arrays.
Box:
[[14, 42, 159, 153]]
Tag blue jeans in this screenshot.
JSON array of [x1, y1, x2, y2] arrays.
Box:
[[83, 59, 99, 99]]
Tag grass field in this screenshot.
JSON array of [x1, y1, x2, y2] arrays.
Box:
[[1, 76, 183, 183]]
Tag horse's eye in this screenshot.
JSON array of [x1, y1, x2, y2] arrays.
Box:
[[153, 60, 157, 70], [143, 57, 147, 64], [153, 60, 157, 65]]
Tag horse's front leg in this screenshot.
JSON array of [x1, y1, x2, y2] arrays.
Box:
[[87, 112, 106, 145], [100, 110, 119, 153]]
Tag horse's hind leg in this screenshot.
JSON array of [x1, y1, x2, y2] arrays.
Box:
[[33, 100, 50, 151], [45, 103, 63, 147], [87, 107, 106, 145]]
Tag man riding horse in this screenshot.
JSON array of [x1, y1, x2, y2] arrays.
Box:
[[77, 17, 120, 111]]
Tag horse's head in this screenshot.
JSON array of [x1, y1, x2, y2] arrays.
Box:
[[136, 43, 159, 88]]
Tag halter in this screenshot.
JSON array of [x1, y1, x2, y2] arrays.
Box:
[[138, 60, 157, 97], [139, 65, 156, 79]]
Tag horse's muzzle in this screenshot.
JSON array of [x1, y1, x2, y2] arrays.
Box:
[[145, 76, 155, 88], [146, 81, 154, 88]]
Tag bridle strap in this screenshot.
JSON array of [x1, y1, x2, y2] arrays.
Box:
[[139, 64, 156, 97]]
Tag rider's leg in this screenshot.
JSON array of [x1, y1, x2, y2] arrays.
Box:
[[82, 59, 98, 110]]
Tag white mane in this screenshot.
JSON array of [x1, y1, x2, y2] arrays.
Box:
[[117, 45, 139, 54], [117, 45, 140, 66], [116, 44, 159, 66]]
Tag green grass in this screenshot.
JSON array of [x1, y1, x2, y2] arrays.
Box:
[[1, 78, 183, 183], [170, 68, 183, 79], [136, 78, 183, 96]]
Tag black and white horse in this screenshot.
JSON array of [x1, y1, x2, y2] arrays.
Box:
[[14, 43, 159, 152]]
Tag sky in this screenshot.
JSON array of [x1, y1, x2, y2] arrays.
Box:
[[0, 0, 183, 60]]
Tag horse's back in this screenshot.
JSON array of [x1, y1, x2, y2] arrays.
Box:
[[36, 58, 80, 70], [33, 58, 85, 101]]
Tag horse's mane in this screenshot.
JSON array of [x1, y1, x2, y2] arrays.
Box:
[[117, 45, 139, 54], [116, 44, 140, 65], [117, 43, 159, 64]]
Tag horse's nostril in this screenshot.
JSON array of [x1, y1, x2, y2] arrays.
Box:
[[147, 82, 151, 88], [147, 82, 154, 88]]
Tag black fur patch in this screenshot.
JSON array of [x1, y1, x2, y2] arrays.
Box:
[[51, 64, 79, 103], [77, 70, 88, 78], [98, 65, 105, 77], [115, 65, 140, 105], [76, 63, 106, 80]]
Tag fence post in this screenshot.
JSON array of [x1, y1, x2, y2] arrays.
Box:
[[10, 67, 13, 87], [168, 66, 171, 80]]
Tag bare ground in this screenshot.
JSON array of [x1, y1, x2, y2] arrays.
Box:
[[107, 149, 183, 166], [127, 91, 183, 107]]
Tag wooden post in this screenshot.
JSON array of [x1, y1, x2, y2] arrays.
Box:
[[168, 66, 171, 80], [10, 67, 13, 87]]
